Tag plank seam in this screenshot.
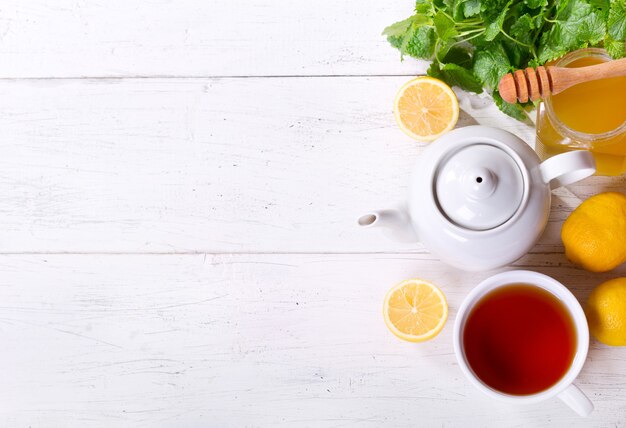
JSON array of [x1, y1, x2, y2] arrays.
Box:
[[0, 74, 422, 81], [0, 251, 564, 256]]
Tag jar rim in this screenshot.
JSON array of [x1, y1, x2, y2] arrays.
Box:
[[544, 48, 626, 144]]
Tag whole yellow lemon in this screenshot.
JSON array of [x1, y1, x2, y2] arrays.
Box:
[[561, 192, 626, 272], [586, 277, 626, 346]]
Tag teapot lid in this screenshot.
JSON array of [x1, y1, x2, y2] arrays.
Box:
[[435, 144, 524, 230]]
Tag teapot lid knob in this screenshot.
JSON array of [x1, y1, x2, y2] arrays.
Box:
[[461, 167, 497, 200], [435, 144, 524, 230]]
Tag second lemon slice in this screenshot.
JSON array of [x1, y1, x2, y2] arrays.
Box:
[[393, 76, 459, 142], [383, 278, 448, 342]]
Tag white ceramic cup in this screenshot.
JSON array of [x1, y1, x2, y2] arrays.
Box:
[[453, 270, 593, 417]]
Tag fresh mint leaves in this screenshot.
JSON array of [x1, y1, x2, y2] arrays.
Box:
[[384, 0, 626, 120], [537, 0, 606, 63]]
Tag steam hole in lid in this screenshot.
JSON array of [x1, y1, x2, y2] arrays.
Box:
[[476, 177, 483, 183]]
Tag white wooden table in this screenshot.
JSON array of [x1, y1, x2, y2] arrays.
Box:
[[1, 1, 625, 426]]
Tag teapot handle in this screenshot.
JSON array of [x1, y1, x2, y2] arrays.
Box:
[[539, 150, 596, 190]]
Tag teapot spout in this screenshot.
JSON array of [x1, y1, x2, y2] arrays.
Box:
[[357, 209, 418, 243]]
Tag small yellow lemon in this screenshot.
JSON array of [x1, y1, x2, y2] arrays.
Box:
[[383, 278, 448, 342], [393, 77, 459, 142], [561, 192, 626, 272], [586, 277, 626, 346]]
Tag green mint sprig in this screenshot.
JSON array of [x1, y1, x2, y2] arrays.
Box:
[[384, 0, 626, 121]]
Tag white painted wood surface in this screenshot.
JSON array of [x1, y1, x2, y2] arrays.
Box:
[[0, 0, 421, 78], [0, 1, 625, 426], [1, 254, 625, 427]]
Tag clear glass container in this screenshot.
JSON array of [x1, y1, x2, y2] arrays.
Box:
[[535, 48, 626, 176]]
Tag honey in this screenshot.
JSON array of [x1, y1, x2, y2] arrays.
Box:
[[535, 49, 626, 176]]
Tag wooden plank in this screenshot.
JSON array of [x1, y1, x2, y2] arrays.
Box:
[[0, 253, 624, 426], [0, 0, 425, 78], [1, 76, 617, 254]]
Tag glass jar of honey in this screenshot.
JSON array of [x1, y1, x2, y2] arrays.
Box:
[[535, 48, 626, 176]]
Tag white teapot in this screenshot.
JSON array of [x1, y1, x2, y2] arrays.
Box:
[[358, 126, 595, 271]]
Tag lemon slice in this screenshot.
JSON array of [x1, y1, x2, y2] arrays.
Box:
[[383, 278, 448, 342], [393, 76, 459, 142]]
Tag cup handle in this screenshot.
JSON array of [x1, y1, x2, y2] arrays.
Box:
[[558, 384, 593, 417], [539, 150, 596, 190]]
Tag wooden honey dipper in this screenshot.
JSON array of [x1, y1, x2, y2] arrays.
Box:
[[498, 57, 626, 104]]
